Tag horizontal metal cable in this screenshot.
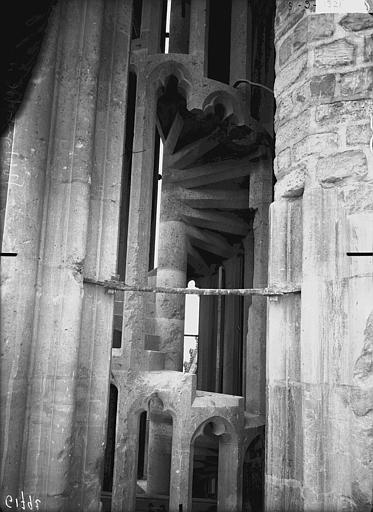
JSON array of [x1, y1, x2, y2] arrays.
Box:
[[84, 277, 301, 297]]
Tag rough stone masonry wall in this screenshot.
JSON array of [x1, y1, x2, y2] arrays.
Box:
[[267, 2, 373, 511]]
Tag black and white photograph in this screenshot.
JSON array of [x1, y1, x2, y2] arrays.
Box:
[[0, 0, 372, 511]]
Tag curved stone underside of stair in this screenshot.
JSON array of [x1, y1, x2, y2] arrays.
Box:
[[157, 89, 271, 278]]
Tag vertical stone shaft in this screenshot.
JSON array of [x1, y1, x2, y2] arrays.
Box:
[[69, 1, 133, 510], [0, 8, 58, 501], [140, 0, 165, 54], [268, 2, 373, 510], [0, 122, 14, 242], [111, 387, 139, 512], [156, 164, 187, 371], [230, 0, 252, 85], [169, 434, 193, 512], [19, 2, 104, 510], [218, 439, 242, 512], [147, 411, 173, 495], [246, 157, 272, 416], [169, 0, 191, 54], [266, 199, 303, 511], [121, 74, 157, 369], [189, 0, 208, 70]]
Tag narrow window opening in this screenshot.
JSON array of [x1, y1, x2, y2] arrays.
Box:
[[195, 267, 224, 393], [102, 384, 118, 493], [132, 0, 143, 39], [242, 430, 265, 512], [137, 411, 149, 481], [117, 71, 137, 281], [161, 0, 172, 53], [183, 280, 200, 373], [207, 0, 232, 84], [149, 132, 162, 270], [113, 71, 137, 349]]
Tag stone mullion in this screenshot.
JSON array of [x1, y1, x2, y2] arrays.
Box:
[[245, 157, 272, 417], [217, 438, 242, 512], [140, 0, 165, 54], [120, 68, 157, 370], [230, 0, 252, 85], [0, 7, 59, 502], [69, 1, 134, 510], [265, 198, 303, 512], [20, 2, 104, 510], [189, 0, 209, 71], [111, 389, 140, 512], [169, 433, 193, 512]]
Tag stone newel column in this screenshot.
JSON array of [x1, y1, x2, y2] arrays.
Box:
[[267, 3, 373, 511], [156, 161, 187, 371]]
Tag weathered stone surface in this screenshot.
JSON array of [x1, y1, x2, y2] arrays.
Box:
[[351, 311, 373, 417], [364, 34, 373, 61], [340, 67, 373, 97], [339, 13, 373, 32], [275, 94, 295, 126], [314, 39, 355, 68], [271, 5, 373, 511], [308, 13, 335, 41], [317, 150, 368, 185], [276, 109, 312, 150], [293, 18, 308, 50], [310, 73, 336, 98], [293, 132, 338, 161], [346, 122, 371, 146], [279, 34, 293, 67], [276, 147, 292, 173], [279, 14, 336, 67], [275, 1, 305, 42], [275, 166, 306, 199], [275, 53, 307, 94], [316, 99, 373, 124], [338, 182, 373, 214]]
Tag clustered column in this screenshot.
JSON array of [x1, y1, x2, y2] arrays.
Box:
[[267, 3, 373, 510]]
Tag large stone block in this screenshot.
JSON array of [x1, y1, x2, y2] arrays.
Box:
[[316, 99, 373, 124], [275, 53, 307, 94], [276, 147, 292, 175], [339, 13, 373, 32], [340, 67, 373, 97], [276, 110, 312, 150], [310, 73, 336, 98], [275, 1, 305, 42], [314, 39, 355, 68], [293, 132, 338, 161], [346, 122, 371, 146], [275, 165, 306, 198], [308, 13, 335, 41], [317, 150, 368, 185], [279, 33, 293, 67]]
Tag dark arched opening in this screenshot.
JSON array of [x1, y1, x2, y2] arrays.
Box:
[[242, 429, 265, 512]]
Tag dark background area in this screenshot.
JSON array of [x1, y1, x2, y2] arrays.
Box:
[[0, 1, 55, 135]]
